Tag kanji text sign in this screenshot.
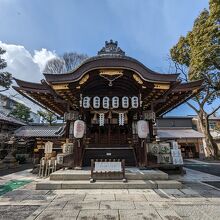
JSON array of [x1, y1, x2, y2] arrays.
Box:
[[94, 162, 122, 172]]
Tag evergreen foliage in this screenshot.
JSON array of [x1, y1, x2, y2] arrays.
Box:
[[37, 110, 57, 125], [10, 103, 33, 123], [0, 47, 12, 92], [170, 0, 220, 156]]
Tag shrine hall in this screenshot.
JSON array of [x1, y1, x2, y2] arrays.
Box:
[[13, 40, 203, 168]]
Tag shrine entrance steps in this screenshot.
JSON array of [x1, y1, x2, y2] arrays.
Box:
[[82, 147, 136, 167], [36, 168, 182, 190]]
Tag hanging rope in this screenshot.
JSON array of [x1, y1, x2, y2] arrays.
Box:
[[119, 113, 125, 126], [77, 139, 81, 148], [141, 139, 145, 148], [91, 109, 128, 126], [99, 74, 123, 86], [99, 113, 105, 126]]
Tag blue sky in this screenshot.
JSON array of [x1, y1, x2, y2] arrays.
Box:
[[0, 0, 215, 116]]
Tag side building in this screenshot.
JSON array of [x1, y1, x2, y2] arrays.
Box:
[[156, 117, 205, 159], [0, 112, 26, 159], [0, 93, 40, 123]]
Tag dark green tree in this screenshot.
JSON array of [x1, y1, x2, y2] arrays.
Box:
[[10, 103, 33, 123], [0, 47, 12, 92], [37, 110, 57, 125], [170, 0, 220, 157]]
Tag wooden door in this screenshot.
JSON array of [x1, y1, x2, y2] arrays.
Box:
[[89, 124, 130, 147]]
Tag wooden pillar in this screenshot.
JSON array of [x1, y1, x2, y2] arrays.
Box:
[[73, 139, 83, 168], [108, 119, 111, 146], [138, 139, 148, 167]]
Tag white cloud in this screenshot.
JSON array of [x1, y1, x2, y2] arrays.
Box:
[[0, 41, 57, 112], [33, 48, 57, 73], [0, 41, 57, 82]]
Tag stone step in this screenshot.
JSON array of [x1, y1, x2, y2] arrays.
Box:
[[36, 180, 182, 190], [50, 169, 169, 181]]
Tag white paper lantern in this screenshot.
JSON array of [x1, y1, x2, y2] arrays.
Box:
[[83, 96, 90, 108], [74, 120, 85, 138], [103, 97, 110, 109], [131, 96, 139, 108], [112, 96, 119, 108], [122, 96, 129, 108], [137, 120, 149, 139], [93, 96, 100, 109]]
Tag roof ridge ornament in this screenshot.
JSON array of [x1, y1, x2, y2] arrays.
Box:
[[98, 40, 125, 56]]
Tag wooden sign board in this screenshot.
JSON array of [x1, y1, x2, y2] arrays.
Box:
[[63, 143, 74, 154], [171, 149, 183, 165], [172, 156, 183, 165], [159, 143, 171, 154], [94, 161, 122, 172], [148, 143, 159, 155], [90, 159, 126, 182], [169, 141, 179, 150], [171, 149, 182, 157], [57, 154, 64, 164], [157, 154, 172, 164], [44, 141, 53, 154]]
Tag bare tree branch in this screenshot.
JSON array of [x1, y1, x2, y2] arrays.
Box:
[[0, 88, 9, 92], [207, 104, 220, 117], [186, 101, 199, 114]]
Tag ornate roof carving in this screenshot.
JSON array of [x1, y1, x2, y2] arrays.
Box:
[[98, 40, 125, 56]]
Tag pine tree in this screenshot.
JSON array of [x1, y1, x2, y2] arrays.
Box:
[[37, 110, 57, 125], [10, 103, 33, 123], [0, 47, 12, 92], [170, 0, 220, 157]]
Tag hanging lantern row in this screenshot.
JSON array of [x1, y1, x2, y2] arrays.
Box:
[[83, 96, 139, 109]]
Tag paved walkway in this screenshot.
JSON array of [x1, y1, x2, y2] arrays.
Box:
[[0, 169, 37, 185], [184, 159, 220, 165], [184, 159, 220, 178], [0, 163, 33, 177], [0, 168, 220, 219]]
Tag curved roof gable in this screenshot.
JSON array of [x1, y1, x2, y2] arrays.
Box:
[[44, 40, 179, 84]]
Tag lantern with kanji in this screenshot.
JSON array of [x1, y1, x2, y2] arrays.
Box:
[[74, 120, 86, 138], [137, 120, 149, 139]]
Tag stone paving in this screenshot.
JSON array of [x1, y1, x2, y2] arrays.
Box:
[[0, 181, 219, 220], [0, 168, 220, 219]]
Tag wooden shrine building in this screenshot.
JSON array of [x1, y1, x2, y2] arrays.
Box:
[[13, 40, 203, 168]]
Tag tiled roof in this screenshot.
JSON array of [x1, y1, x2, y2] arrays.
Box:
[[0, 112, 26, 125], [209, 115, 220, 120], [211, 131, 220, 140], [157, 128, 205, 139], [14, 125, 65, 137]]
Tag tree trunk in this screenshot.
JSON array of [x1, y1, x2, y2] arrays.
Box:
[[205, 115, 219, 157], [198, 112, 219, 158]]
